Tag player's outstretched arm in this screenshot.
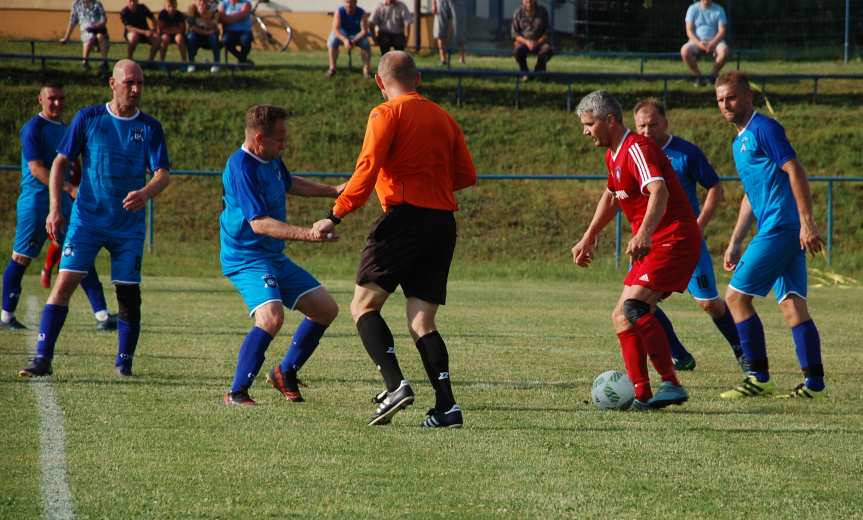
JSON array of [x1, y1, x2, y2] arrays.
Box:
[[724, 194, 754, 271], [288, 176, 341, 198], [572, 189, 617, 267], [250, 216, 336, 243], [698, 182, 724, 233], [123, 168, 170, 212], [782, 158, 824, 254]]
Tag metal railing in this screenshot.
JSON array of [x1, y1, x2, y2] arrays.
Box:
[[2, 165, 861, 266]]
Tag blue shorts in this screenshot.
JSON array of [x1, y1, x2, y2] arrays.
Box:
[[729, 227, 806, 303], [12, 198, 50, 259], [687, 240, 719, 301], [59, 222, 144, 284], [226, 256, 321, 316], [327, 31, 371, 50]]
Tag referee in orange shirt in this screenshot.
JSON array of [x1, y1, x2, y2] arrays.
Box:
[[314, 51, 477, 428]]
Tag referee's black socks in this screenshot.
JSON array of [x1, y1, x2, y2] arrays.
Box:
[[416, 331, 456, 411], [357, 311, 405, 392]]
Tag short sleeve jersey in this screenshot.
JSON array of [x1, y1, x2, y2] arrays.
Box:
[[661, 135, 720, 216], [732, 112, 799, 232], [57, 104, 169, 238], [19, 114, 72, 211], [685, 1, 727, 42], [120, 3, 153, 30], [219, 146, 293, 275], [220, 0, 252, 32], [605, 131, 697, 238]]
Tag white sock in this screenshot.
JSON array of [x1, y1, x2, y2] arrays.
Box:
[[1, 310, 13, 323], [94, 310, 109, 322]]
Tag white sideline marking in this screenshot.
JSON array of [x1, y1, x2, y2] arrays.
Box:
[[27, 296, 76, 520]]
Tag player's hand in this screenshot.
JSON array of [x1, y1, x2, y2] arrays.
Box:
[[122, 189, 148, 212], [572, 235, 597, 267], [334, 182, 347, 196], [800, 220, 824, 255], [312, 219, 337, 241], [45, 210, 65, 243], [723, 241, 741, 271], [63, 182, 78, 199], [306, 226, 338, 242], [625, 232, 651, 261]]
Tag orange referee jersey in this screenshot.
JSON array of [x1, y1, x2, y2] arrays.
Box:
[[333, 91, 477, 217]]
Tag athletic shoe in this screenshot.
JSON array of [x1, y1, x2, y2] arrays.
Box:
[[18, 357, 52, 378], [266, 365, 304, 402], [648, 381, 689, 409], [96, 314, 118, 332], [115, 363, 133, 377], [371, 389, 388, 404], [673, 354, 697, 371], [40, 269, 51, 288], [776, 383, 827, 400], [719, 375, 776, 399], [223, 390, 256, 406], [628, 399, 651, 412], [421, 405, 463, 428], [368, 381, 414, 426], [0, 317, 28, 330]]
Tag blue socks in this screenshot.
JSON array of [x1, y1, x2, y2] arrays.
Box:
[[279, 318, 327, 375], [2, 260, 27, 315], [116, 319, 141, 368], [81, 266, 108, 315], [231, 326, 273, 393], [653, 306, 691, 361], [35, 304, 69, 360], [736, 314, 769, 382], [791, 319, 824, 390], [712, 307, 743, 359]]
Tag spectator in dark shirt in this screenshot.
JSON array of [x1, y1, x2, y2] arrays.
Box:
[[158, 0, 188, 63], [186, 0, 222, 73], [121, 0, 159, 61], [511, 0, 553, 79]]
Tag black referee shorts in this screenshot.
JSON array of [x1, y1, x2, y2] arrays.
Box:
[[356, 205, 456, 305]]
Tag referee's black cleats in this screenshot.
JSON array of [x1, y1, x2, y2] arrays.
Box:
[[368, 381, 414, 426], [18, 356, 52, 378], [421, 405, 463, 428]]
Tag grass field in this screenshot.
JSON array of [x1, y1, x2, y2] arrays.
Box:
[[2, 274, 862, 518]]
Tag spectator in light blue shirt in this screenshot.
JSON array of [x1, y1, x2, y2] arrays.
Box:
[[219, 0, 254, 64], [680, 0, 729, 86]]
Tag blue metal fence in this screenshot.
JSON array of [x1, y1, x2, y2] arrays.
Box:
[[2, 165, 861, 267]]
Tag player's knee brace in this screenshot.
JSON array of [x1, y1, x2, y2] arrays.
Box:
[[623, 299, 651, 325], [116, 284, 142, 324]]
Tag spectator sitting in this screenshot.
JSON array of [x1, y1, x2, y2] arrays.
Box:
[[433, 0, 466, 65], [121, 0, 160, 62], [370, 0, 413, 55], [158, 0, 188, 63], [187, 0, 222, 72], [511, 0, 553, 80], [681, 0, 729, 86], [327, 0, 372, 78], [219, 0, 254, 64], [60, 0, 110, 71]]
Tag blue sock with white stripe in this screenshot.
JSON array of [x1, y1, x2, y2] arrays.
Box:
[[736, 314, 769, 382], [80, 266, 108, 315], [2, 260, 27, 316], [35, 304, 69, 360], [653, 306, 691, 361], [231, 326, 273, 393], [791, 319, 824, 391], [279, 318, 327, 374]]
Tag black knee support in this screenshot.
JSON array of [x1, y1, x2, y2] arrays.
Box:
[[115, 284, 141, 324], [623, 299, 651, 325]]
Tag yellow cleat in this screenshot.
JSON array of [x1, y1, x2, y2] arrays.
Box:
[[720, 375, 775, 399], [776, 383, 827, 400]]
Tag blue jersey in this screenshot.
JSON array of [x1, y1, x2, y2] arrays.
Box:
[[19, 114, 72, 212], [662, 135, 720, 216], [57, 104, 169, 238], [220, 146, 293, 275], [732, 112, 799, 232], [221, 0, 252, 32]]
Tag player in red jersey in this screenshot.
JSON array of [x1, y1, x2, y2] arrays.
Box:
[[571, 90, 701, 410]]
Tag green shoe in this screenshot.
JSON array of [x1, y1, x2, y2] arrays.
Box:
[[776, 383, 827, 400], [719, 375, 775, 399]]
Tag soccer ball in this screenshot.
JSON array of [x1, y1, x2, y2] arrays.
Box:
[[591, 370, 635, 410]]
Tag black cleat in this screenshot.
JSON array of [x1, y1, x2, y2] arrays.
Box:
[[115, 364, 133, 377], [368, 381, 414, 426], [421, 405, 464, 428], [371, 389, 388, 404], [96, 314, 118, 332], [18, 357, 52, 378], [223, 390, 256, 406], [1, 318, 28, 330]]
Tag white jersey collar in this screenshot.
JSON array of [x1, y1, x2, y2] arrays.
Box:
[[737, 110, 758, 136], [105, 102, 140, 121], [37, 113, 63, 125], [661, 134, 673, 150], [241, 144, 268, 164], [610, 129, 631, 161]]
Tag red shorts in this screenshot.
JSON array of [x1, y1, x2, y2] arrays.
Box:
[[624, 221, 701, 293]]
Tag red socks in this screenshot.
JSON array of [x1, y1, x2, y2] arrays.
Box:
[[617, 328, 652, 402], [634, 313, 680, 386]]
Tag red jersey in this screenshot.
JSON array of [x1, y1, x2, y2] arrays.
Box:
[[605, 131, 697, 240]]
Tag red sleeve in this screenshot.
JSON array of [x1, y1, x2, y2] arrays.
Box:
[[626, 141, 665, 195]]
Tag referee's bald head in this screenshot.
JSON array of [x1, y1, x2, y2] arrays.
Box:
[[376, 51, 419, 89]]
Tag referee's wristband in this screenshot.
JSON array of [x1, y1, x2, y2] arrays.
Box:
[[326, 210, 342, 225]]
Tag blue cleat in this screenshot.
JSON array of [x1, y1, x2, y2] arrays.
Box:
[[648, 381, 689, 409]]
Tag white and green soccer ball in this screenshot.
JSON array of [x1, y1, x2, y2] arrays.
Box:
[[591, 370, 635, 410]]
